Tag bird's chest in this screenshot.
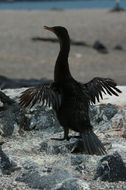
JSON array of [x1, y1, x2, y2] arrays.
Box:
[[56, 91, 89, 126]]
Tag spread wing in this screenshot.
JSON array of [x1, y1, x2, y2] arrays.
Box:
[[19, 82, 61, 110], [80, 77, 121, 104]]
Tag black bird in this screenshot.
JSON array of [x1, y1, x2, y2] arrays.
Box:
[[19, 26, 121, 155]]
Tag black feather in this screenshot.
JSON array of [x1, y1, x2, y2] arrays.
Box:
[[81, 131, 106, 155], [19, 83, 61, 110]]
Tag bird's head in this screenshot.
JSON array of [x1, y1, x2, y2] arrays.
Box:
[[44, 26, 69, 41]]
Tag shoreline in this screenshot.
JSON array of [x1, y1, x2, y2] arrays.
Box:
[[0, 8, 116, 11]]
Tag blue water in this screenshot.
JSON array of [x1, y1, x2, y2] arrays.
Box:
[[0, 0, 125, 10]]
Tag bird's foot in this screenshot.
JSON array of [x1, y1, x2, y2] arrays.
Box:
[[69, 135, 81, 139], [51, 135, 81, 141], [51, 136, 70, 141]]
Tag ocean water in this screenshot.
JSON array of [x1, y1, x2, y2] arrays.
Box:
[[0, 0, 126, 10]]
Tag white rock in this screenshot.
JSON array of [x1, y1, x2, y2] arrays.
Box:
[[97, 86, 126, 107]]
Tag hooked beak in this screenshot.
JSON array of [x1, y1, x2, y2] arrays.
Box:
[[43, 26, 55, 33]]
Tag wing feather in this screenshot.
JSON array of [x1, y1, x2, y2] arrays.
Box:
[[81, 77, 121, 104], [19, 82, 61, 110]]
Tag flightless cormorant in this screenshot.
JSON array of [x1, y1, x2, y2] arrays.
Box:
[[19, 26, 121, 155]]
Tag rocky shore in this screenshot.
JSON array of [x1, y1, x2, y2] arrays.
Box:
[[0, 88, 126, 189], [0, 8, 126, 189]]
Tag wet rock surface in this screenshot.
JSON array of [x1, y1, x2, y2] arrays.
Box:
[[0, 75, 52, 90], [0, 89, 126, 189]]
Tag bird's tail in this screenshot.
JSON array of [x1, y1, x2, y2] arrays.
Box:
[[81, 130, 107, 155]]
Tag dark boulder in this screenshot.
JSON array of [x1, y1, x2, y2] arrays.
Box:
[[89, 103, 118, 125], [0, 143, 20, 175], [114, 45, 123, 50], [56, 178, 91, 190], [40, 138, 84, 155], [94, 151, 126, 182], [0, 91, 14, 107], [93, 41, 108, 54], [0, 103, 29, 137], [16, 167, 72, 190]]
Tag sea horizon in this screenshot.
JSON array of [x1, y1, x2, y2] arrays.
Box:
[[0, 0, 126, 10]]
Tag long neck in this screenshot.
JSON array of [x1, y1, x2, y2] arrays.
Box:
[[54, 35, 72, 83]]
